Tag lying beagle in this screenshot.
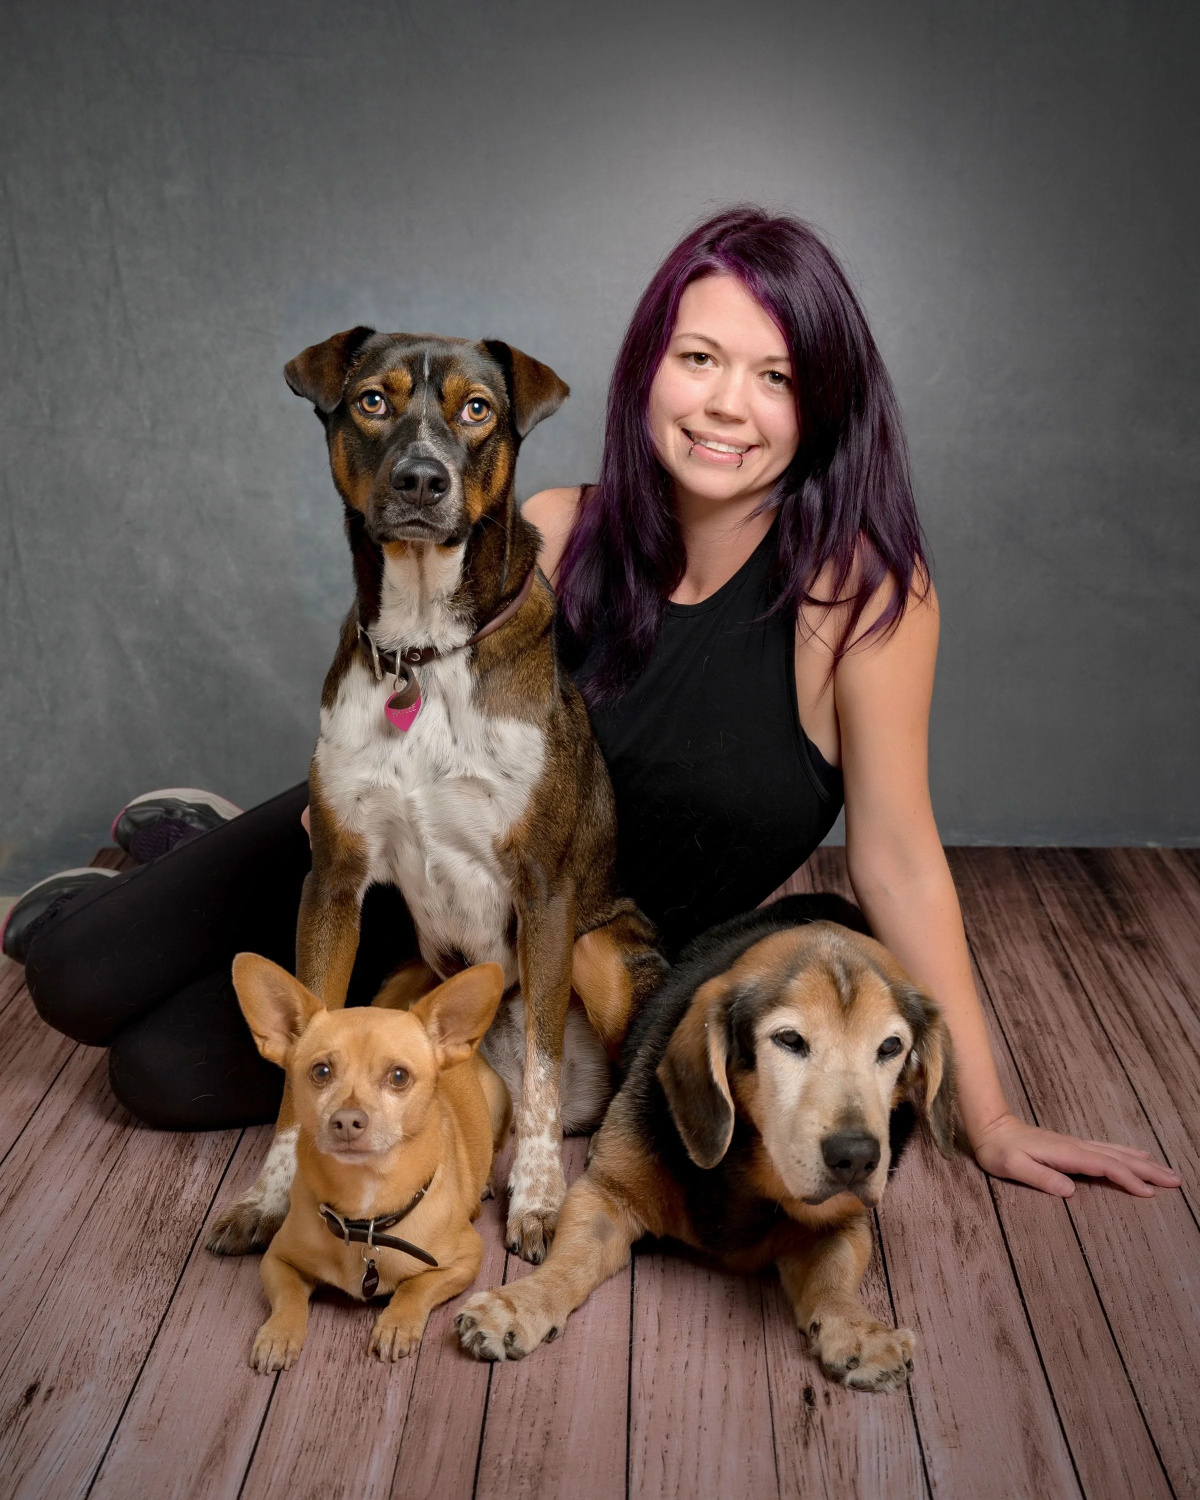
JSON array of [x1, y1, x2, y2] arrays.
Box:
[[455, 895, 956, 1392]]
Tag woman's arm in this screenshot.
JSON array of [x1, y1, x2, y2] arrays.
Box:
[[826, 581, 1180, 1197]]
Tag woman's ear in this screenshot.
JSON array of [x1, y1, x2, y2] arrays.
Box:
[[480, 340, 570, 438], [656, 975, 736, 1169], [284, 325, 377, 414], [231, 953, 324, 1068], [411, 963, 506, 1070], [896, 986, 958, 1158]]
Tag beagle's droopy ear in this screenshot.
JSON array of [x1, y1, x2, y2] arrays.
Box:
[[410, 963, 506, 1071], [896, 984, 958, 1159], [656, 975, 736, 1170], [231, 953, 325, 1068], [284, 325, 377, 414], [481, 340, 570, 439]]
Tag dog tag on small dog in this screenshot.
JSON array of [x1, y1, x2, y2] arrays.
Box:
[[361, 1258, 380, 1298], [385, 667, 422, 733]]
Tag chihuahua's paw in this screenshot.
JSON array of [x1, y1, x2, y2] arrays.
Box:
[[455, 1287, 561, 1362], [807, 1313, 915, 1393], [207, 1128, 297, 1256], [369, 1310, 427, 1363], [251, 1319, 304, 1373]]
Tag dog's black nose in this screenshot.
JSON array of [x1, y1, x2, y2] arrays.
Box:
[[390, 455, 451, 507], [330, 1108, 369, 1140], [821, 1131, 881, 1185]]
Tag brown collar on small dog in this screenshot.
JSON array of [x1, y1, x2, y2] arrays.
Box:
[[357, 567, 536, 681], [318, 1174, 439, 1271]]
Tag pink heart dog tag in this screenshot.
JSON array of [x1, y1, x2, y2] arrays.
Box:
[[385, 667, 422, 732]]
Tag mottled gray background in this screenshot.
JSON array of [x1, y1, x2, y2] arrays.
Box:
[[2, 0, 1197, 890]]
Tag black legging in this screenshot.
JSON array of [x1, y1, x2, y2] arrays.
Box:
[[25, 781, 419, 1130]]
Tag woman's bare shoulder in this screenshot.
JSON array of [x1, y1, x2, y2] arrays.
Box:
[[522, 485, 583, 582]]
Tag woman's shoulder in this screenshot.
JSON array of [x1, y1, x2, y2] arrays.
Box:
[[522, 485, 584, 583]]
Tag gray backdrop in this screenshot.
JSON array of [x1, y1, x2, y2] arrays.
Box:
[[2, 0, 1197, 890]]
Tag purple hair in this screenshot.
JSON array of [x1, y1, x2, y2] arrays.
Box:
[[556, 205, 928, 703]]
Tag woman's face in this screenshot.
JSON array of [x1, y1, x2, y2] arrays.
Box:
[[647, 273, 799, 515]]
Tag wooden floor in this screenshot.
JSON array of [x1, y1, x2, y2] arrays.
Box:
[[0, 848, 1198, 1500]]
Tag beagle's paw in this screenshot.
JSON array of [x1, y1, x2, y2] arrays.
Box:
[[455, 1287, 562, 1362], [250, 1318, 305, 1373], [807, 1313, 915, 1393]]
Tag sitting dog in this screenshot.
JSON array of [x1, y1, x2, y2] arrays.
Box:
[[208, 329, 663, 1264], [232, 953, 511, 1369], [455, 895, 956, 1392]]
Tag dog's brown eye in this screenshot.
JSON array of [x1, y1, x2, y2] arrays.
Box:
[[358, 391, 388, 416], [877, 1036, 904, 1061], [772, 1029, 809, 1057], [388, 1066, 410, 1089], [459, 397, 491, 424], [310, 1061, 332, 1085]]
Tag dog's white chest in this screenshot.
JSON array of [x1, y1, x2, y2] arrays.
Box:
[[315, 651, 544, 983]]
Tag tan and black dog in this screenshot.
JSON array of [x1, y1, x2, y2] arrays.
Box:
[[208, 329, 663, 1264], [455, 895, 956, 1391]]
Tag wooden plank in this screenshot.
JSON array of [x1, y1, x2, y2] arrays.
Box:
[[0, 985, 77, 1165], [0, 1048, 130, 1379], [809, 848, 1081, 1500], [1100, 848, 1200, 1015], [949, 847, 1200, 1500], [89, 1127, 277, 1500], [0, 957, 29, 1016], [629, 1249, 777, 1500], [389, 1139, 513, 1500], [764, 859, 816, 904], [0, 1122, 238, 1500], [475, 1135, 630, 1500], [762, 1236, 926, 1500]]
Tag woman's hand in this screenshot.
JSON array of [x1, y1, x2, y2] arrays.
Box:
[[301, 804, 311, 845], [971, 1112, 1182, 1198]]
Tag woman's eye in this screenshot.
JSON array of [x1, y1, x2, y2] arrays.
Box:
[[772, 1029, 809, 1057], [388, 1066, 410, 1088], [877, 1036, 904, 1061], [685, 352, 712, 367], [309, 1061, 332, 1085], [358, 391, 387, 416], [765, 370, 791, 387], [459, 397, 491, 424]]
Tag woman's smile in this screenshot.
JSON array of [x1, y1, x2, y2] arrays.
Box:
[[682, 428, 757, 465]]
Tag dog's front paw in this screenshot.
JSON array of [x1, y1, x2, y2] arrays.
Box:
[[807, 1313, 915, 1393], [251, 1317, 305, 1373], [505, 1142, 567, 1263], [369, 1309, 427, 1362], [505, 1205, 559, 1263], [455, 1287, 561, 1362]]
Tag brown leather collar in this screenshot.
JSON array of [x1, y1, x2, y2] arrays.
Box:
[[318, 1173, 438, 1268], [357, 567, 536, 682]]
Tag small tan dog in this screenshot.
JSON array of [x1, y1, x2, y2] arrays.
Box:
[[231, 953, 510, 1371]]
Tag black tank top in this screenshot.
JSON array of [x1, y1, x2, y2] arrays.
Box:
[[571, 521, 843, 957]]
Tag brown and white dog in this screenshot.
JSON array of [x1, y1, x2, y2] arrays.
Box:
[[232, 954, 511, 1369], [208, 329, 663, 1263], [455, 896, 956, 1391]]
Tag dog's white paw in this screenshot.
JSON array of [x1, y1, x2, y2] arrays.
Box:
[[454, 1287, 562, 1362], [506, 1137, 567, 1263], [807, 1313, 915, 1393]]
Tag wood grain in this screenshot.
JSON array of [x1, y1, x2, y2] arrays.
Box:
[[0, 985, 77, 1165], [761, 1236, 926, 1500], [0, 1122, 237, 1500], [950, 847, 1200, 1500], [89, 1128, 278, 1500], [475, 1135, 630, 1500]]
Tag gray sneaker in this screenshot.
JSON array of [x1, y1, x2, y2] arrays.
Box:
[[1, 867, 121, 964], [111, 787, 242, 864]]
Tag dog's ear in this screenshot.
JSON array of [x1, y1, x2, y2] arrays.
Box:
[[481, 340, 570, 438], [657, 974, 737, 1169], [894, 982, 958, 1159], [284, 325, 377, 414], [411, 963, 506, 1070], [231, 953, 324, 1068]]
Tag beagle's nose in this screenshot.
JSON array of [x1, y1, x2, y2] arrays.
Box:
[[329, 1108, 369, 1141], [390, 455, 450, 507], [821, 1131, 881, 1185]]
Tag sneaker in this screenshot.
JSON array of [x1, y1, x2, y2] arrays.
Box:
[[1, 867, 121, 964], [111, 788, 242, 865]]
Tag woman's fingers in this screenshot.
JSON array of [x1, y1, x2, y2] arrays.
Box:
[[975, 1118, 1181, 1198]]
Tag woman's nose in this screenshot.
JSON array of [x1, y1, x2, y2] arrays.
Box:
[[704, 370, 749, 421]]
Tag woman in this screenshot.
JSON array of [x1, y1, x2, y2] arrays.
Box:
[[15, 207, 1177, 1200]]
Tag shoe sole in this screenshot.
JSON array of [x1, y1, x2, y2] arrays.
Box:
[[111, 788, 243, 846], [1, 867, 120, 961]]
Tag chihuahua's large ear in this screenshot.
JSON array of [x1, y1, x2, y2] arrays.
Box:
[[411, 962, 506, 1070], [895, 983, 958, 1159], [656, 974, 736, 1169], [481, 340, 569, 439], [231, 953, 325, 1068], [284, 325, 377, 414]]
